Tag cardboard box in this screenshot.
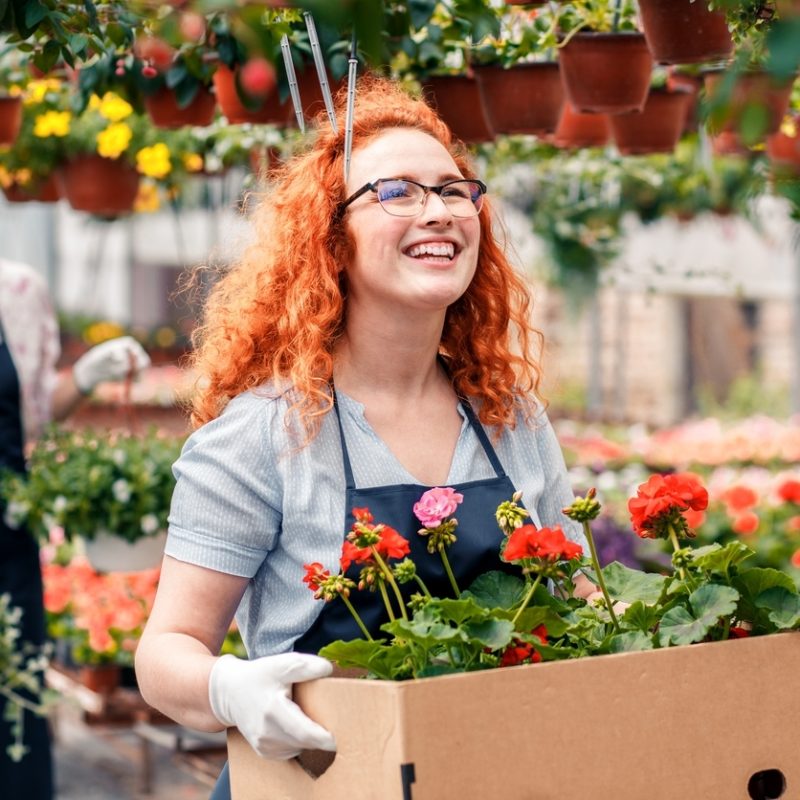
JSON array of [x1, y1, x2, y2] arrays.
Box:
[[228, 632, 799, 800]]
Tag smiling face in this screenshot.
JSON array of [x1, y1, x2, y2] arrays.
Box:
[[340, 127, 481, 320]]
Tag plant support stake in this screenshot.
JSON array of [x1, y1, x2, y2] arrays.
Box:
[[280, 34, 304, 134], [304, 12, 337, 134], [344, 31, 358, 183]]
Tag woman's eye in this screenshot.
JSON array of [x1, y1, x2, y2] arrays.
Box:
[[378, 181, 411, 201]]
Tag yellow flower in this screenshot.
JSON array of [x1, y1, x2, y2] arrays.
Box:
[[8, 84, 23, 98], [98, 92, 133, 123], [24, 79, 61, 106], [136, 143, 172, 179], [33, 110, 71, 137], [88, 94, 103, 111], [96, 122, 133, 159], [0, 166, 12, 189], [133, 182, 161, 213], [182, 153, 204, 173], [780, 116, 797, 139], [84, 321, 125, 345], [14, 169, 32, 186]]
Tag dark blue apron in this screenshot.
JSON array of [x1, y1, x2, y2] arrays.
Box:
[[0, 319, 54, 800], [210, 390, 519, 799]]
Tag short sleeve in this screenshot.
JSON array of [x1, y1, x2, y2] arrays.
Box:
[[165, 393, 284, 577]]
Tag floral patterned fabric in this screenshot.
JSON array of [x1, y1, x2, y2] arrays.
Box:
[[0, 259, 60, 441]]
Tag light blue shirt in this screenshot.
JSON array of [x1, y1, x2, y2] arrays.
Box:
[[166, 386, 587, 656]]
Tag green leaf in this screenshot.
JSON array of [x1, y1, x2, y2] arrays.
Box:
[[463, 618, 514, 649], [513, 606, 571, 638], [755, 587, 800, 630], [584, 562, 666, 605], [620, 600, 661, 634], [317, 638, 389, 672], [463, 571, 526, 611], [37, 40, 60, 74], [658, 584, 740, 647], [24, 0, 47, 29], [609, 631, 654, 653], [409, 0, 437, 30], [434, 597, 490, 625], [734, 568, 796, 622], [766, 19, 800, 82], [690, 541, 753, 575]]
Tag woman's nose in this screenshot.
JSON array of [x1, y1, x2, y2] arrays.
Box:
[[418, 190, 453, 225]]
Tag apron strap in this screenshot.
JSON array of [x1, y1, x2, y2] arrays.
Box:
[[331, 387, 507, 490]]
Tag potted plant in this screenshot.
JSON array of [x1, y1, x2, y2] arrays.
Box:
[[552, 102, 611, 149], [0, 76, 69, 202], [608, 71, 692, 155], [472, 4, 565, 137], [0, 426, 184, 573], [554, 0, 654, 114]]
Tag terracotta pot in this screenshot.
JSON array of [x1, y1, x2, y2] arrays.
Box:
[[609, 86, 691, 155], [552, 102, 610, 149], [0, 96, 22, 146], [78, 664, 121, 695], [57, 155, 140, 216], [2, 173, 62, 203], [144, 84, 217, 129], [213, 63, 285, 125], [638, 0, 733, 64], [710, 130, 753, 158], [704, 69, 795, 138], [558, 32, 654, 114], [666, 70, 703, 133], [422, 75, 494, 144], [767, 116, 800, 173], [475, 62, 564, 136]]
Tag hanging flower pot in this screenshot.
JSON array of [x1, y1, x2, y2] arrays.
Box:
[[57, 155, 140, 216], [144, 84, 217, 129], [558, 32, 653, 114], [475, 62, 564, 136], [638, 0, 733, 64], [82, 529, 167, 573], [422, 75, 494, 144], [2, 173, 62, 203], [704, 69, 795, 139], [213, 63, 285, 125], [609, 86, 691, 155], [552, 102, 610, 149], [0, 96, 23, 146], [666, 69, 703, 133]]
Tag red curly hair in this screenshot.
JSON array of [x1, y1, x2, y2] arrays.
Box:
[[189, 75, 544, 436]]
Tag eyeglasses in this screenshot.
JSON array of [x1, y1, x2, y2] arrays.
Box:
[[339, 178, 487, 218]]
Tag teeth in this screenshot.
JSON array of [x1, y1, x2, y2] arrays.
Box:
[[407, 243, 455, 259]]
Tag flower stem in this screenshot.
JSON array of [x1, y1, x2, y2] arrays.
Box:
[[378, 580, 396, 622], [340, 594, 373, 641], [512, 572, 543, 628], [582, 520, 621, 634], [440, 548, 460, 598], [667, 523, 687, 582], [414, 574, 432, 598], [371, 548, 409, 620]]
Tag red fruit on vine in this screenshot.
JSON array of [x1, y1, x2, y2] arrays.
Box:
[[179, 11, 206, 43], [239, 57, 277, 99], [133, 36, 175, 72]]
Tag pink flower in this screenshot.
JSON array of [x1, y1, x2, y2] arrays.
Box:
[[413, 487, 464, 529]]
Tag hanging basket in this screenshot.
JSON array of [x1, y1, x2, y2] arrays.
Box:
[[0, 95, 22, 146], [609, 86, 691, 155], [558, 32, 653, 114], [475, 62, 564, 136], [638, 0, 733, 64], [422, 75, 494, 144], [57, 155, 140, 216], [2, 173, 62, 203], [83, 530, 167, 573], [666, 70, 704, 133], [213, 64, 285, 125], [704, 69, 795, 138], [144, 85, 217, 129], [552, 102, 610, 149]]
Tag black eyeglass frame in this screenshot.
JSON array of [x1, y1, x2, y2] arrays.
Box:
[[338, 177, 488, 218]]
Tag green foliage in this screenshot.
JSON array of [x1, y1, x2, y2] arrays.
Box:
[[0, 426, 185, 544]]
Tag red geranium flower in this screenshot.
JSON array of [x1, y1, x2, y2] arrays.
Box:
[[723, 485, 759, 513], [499, 624, 548, 667], [302, 562, 330, 591], [504, 524, 583, 563], [341, 524, 410, 572], [628, 472, 709, 539], [777, 478, 800, 505]]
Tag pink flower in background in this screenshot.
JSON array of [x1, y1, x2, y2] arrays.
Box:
[[413, 487, 464, 528]]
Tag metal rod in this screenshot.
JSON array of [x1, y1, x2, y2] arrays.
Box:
[[344, 31, 358, 183], [304, 11, 337, 134], [280, 34, 305, 134]]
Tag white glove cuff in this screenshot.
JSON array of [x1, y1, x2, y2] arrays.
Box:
[[208, 654, 239, 727]]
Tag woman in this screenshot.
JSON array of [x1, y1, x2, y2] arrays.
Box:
[[0, 257, 150, 799], [135, 77, 597, 797]]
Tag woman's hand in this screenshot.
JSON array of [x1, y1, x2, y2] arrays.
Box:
[[208, 653, 336, 760]]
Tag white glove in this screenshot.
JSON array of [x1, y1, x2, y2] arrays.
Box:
[[208, 653, 336, 760], [73, 336, 151, 394]]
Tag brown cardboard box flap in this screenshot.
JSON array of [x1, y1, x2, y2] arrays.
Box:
[[228, 632, 800, 800]]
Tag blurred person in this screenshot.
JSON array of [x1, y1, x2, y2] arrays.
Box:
[[135, 77, 601, 800], [0, 256, 150, 800]]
